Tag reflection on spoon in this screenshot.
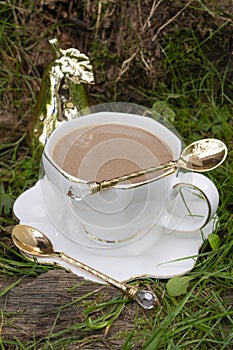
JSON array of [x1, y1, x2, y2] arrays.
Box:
[[68, 138, 227, 200], [12, 224, 157, 310]]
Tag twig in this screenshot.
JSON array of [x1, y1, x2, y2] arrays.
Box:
[[140, 50, 152, 72], [114, 49, 139, 100], [152, 0, 196, 42], [115, 50, 139, 85], [142, 0, 165, 33]]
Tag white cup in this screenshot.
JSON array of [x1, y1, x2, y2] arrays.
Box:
[[41, 111, 219, 245]]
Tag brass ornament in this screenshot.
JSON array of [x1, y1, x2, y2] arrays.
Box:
[[29, 38, 94, 148]]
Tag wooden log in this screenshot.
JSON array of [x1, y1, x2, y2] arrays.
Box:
[[0, 269, 147, 349]]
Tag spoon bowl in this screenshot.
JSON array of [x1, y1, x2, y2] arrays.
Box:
[[12, 225, 54, 256], [12, 224, 157, 309], [177, 138, 227, 172]]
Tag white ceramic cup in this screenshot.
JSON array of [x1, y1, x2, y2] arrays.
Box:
[[41, 112, 219, 245]]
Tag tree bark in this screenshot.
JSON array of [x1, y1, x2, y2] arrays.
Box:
[[0, 269, 147, 349]]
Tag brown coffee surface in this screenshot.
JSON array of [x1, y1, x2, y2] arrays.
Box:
[[52, 124, 173, 183]]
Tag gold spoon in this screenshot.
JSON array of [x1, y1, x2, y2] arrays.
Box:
[[12, 224, 157, 309], [68, 138, 227, 200]]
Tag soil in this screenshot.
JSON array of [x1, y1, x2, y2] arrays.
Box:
[[0, 0, 232, 143]]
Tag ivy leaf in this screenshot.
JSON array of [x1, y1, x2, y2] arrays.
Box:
[[166, 276, 194, 297], [208, 233, 221, 250], [0, 183, 14, 215]]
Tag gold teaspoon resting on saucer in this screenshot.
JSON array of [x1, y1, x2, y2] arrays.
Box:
[[11, 224, 157, 309], [68, 138, 227, 200]]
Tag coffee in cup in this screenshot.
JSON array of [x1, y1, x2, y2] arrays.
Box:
[[52, 123, 173, 184]]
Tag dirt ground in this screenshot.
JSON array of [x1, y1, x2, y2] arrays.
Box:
[[0, 0, 232, 143]]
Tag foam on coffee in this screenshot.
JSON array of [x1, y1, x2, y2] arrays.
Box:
[[52, 123, 173, 183]]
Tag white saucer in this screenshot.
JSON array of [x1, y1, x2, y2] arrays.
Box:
[[13, 180, 218, 283]]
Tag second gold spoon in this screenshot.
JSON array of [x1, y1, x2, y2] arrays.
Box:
[[12, 224, 157, 309]]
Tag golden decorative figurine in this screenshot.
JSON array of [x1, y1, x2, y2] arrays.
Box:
[[29, 38, 94, 149]]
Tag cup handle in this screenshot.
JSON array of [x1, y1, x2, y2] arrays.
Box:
[[156, 172, 219, 232]]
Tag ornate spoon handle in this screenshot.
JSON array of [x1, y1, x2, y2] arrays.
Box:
[[57, 252, 157, 309], [89, 163, 175, 194]]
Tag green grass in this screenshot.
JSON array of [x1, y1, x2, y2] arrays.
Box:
[[0, 1, 232, 349]]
